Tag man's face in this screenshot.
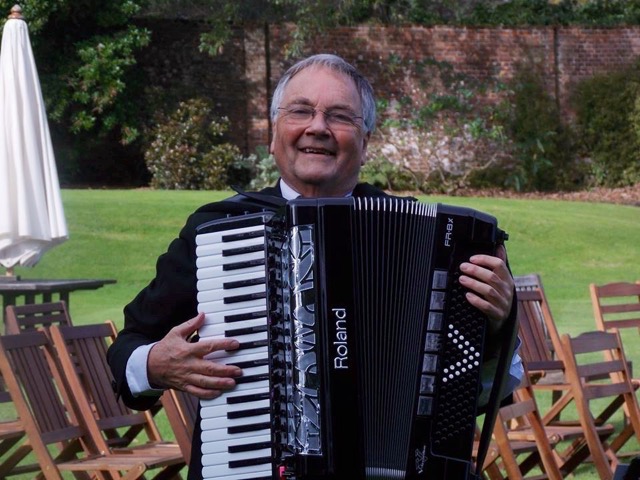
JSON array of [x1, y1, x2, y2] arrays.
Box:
[[270, 65, 370, 197]]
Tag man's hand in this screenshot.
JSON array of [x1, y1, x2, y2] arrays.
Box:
[[458, 244, 514, 334], [147, 312, 242, 399]]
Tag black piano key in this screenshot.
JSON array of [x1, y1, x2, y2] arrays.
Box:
[[226, 325, 268, 337], [228, 358, 269, 369], [234, 373, 270, 384], [237, 339, 269, 350], [227, 392, 270, 404], [223, 258, 265, 271], [228, 441, 272, 453], [228, 406, 270, 419], [224, 291, 266, 304], [225, 310, 267, 323], [222, 244, 265, 257], [224, 276, 265, 289], [228, 421, 271, 434], [229, 456, 272, 469], [222, 230, 264, 243]]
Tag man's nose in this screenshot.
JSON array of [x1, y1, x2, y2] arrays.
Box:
[[306, 110, 330, 132]]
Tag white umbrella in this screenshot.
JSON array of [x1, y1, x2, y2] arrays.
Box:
[[0, 5, 68, 277]]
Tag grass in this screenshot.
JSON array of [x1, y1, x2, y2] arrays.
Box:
[[6, 188, 640, 478]]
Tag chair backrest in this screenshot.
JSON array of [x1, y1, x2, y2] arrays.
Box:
[[560, 329, 640, 480], [0, 330, 184, 479], [514, 274, 565, 373], [591, 281, 640, 332], [48, 322, 166, 450], [487, 368, 564, 480], [0, 331, 90, 477], [4, 301, 72, 335], [161, 388, 198, 462]]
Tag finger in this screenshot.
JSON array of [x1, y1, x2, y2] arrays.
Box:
[[173, 312, 206, 340], [189, 337, 241, 358]]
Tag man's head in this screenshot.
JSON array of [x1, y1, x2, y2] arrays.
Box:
[[269, 54, 376, 197]]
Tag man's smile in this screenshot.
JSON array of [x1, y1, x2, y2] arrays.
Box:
[[299, 146, 335, 156]]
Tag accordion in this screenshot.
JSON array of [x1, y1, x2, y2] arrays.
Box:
[[195, 196, 510, 480]]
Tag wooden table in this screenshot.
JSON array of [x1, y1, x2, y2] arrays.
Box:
[[0, 278, 117, 323]]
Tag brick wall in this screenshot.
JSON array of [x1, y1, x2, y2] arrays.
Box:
[[136, 21, 640, 155]]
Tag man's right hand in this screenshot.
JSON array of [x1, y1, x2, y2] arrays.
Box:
[[147, 312, 242, 399]]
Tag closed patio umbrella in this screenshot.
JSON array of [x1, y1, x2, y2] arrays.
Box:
[[0, 5, 68, 277]]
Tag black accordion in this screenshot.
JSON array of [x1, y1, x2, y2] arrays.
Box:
[[195, 196, 510, 480]]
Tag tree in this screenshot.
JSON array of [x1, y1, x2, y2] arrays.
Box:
[[1, 0, 151, 145]]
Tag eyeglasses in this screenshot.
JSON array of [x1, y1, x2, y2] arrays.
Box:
[[277, 105, 363, 130]]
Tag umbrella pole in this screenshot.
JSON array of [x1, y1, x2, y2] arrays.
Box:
[[2, 267, 18, 281]]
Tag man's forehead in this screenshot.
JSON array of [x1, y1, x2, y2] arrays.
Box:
[[282, 66, 361, 107]]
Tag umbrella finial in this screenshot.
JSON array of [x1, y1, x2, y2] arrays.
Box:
[[8, 5, 23, 20]]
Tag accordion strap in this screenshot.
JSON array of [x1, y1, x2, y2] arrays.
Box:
[[474, 294, 520, 478]]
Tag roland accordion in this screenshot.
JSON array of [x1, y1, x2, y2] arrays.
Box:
[[195, 196, 510, 480]]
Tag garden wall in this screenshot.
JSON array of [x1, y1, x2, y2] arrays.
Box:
[[135, 20, 640, 155]]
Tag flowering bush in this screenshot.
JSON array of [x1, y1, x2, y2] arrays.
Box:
[[144, 98, 241, 189]]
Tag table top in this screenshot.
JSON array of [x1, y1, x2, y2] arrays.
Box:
[[0, 278, 117, 293]]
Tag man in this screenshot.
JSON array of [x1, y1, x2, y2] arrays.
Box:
[[107, 53, 521, 479]]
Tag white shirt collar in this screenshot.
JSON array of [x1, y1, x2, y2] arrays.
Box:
[[278, 178, 353, 199], [279, 179, 301, 200]]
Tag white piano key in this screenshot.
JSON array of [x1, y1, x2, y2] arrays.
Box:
[[197, 250, 265, 269], [202, 448, 272, 467], [196, 224, 266, 246], [196, 235, 265, 257], [201, 419, 270, 443], [198, 353, 269, 371], [198, 318, 267, 338], [202, 464, 271, 480], [199, 298, 267, 315], [201, 413, 271, 432], [197, 283, 265, 303], [197, 263, 265, 280], [197, 271, 266, 292], [199, 330, 267, 346], [201, 432, 271, 455], [201, 385, 269, 409], [201, 398, 270, 420], [204, 345, 268, 362]]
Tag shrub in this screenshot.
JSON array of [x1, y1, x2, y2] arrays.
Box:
[[367, 56, 513, 194], [144, 98, 241, 190], [573, 62, 640, 187], [501, 66, 582, 192]]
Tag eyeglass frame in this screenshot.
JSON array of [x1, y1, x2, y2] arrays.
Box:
[[276, 104, 364, 130]]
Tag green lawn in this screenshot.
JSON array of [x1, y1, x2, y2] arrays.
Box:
[[6, 188, 640, 478]]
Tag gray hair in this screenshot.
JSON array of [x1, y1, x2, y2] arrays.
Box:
[[270, 53, 376, 134]]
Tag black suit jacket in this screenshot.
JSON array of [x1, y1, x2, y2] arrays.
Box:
[[106, 182, 515, 479]]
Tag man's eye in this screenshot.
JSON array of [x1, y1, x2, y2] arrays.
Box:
[[330, 112, 354, 123], [290, 108, 312, 116]]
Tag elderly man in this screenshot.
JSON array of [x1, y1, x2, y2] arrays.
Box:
[[108, 53, 520, 479]]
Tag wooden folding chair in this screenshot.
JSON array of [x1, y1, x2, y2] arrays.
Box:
[[4, 300, 72, 334], [513, 274, 573, 424], [48, 322, 184, 463], [161, 389, 198, 463], [0, 330, 185, 479], [560, 329, 640, 480], [591, 281, 640, 333], [476, 361, 610, 480], [477, 371, 564, 480]]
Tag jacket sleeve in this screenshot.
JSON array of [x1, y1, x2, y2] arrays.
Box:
[[107, 209, 221, 410], [107, 189, 284, 411]]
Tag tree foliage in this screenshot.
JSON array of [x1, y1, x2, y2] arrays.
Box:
[[0, 0, 150, 145]]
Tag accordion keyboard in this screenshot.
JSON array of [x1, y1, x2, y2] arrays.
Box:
[[195, 214, 273, 480]]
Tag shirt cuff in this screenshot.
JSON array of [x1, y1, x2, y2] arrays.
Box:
[[125, 342, 165, 396]]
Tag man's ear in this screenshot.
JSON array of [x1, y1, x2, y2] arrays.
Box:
[[269, 124, 277, 155]]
